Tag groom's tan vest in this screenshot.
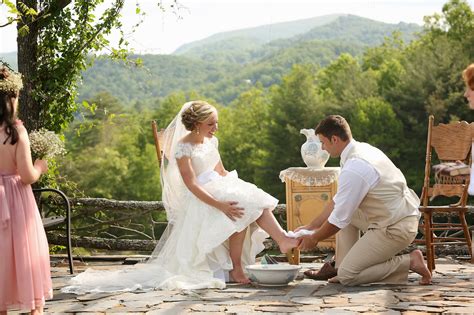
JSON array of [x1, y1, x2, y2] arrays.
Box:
[[342, 142, 420, 229]]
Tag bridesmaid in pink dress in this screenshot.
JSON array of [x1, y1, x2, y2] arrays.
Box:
[[0, 67, 52, 315]]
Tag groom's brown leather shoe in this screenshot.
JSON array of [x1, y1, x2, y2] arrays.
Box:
[[304, 261, 337, 280]]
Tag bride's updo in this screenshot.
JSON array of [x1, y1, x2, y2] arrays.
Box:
[[181, 101, 216, 131]]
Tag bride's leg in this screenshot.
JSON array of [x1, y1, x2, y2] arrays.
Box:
[[229, 228, 251, 284], [256, 209, 300, 254]]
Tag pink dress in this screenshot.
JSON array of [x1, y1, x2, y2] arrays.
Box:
[[0, 129, 53, 311]]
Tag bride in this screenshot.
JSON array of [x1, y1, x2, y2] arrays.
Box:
[[62, 100, 299, 293]]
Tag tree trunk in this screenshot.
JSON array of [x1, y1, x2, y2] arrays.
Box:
[[16, 0, 41, 132]]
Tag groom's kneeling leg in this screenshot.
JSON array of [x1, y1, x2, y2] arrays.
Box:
[[336, 227, 413, 286]]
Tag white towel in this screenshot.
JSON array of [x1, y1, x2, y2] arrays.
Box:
[[285, 229, 314, 238]]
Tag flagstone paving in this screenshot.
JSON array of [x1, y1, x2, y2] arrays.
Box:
[[11, 257, 474, 314]]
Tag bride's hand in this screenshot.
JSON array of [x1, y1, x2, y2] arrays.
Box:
[[218, 201, 244, 221]]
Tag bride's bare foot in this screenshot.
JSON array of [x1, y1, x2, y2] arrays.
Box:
[[229, 267, 251, 284], [409, 249, 432, 285], [278, 236, 301, 254]]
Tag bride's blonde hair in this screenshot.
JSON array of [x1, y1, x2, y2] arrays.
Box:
[[181, 100, 216, 131]]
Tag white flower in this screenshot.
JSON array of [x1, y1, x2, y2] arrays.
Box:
[[29, 128, 66, 159], [0, 66, 23, 93]]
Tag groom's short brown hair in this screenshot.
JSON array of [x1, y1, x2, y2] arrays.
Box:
[[315, 115, 352, 141]]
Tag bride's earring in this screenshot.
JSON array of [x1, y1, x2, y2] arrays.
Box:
[[196, 127, 200, 135]]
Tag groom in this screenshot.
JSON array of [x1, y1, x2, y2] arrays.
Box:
[[297, 115, 431, 286]]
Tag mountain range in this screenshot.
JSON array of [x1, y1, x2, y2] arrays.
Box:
[[0, 14, 423, 106]]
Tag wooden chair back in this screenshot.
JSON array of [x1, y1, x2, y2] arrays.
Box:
[[418, 115, 473, 272], [421, 115, 472, 206], [151, 120, 165, 167]]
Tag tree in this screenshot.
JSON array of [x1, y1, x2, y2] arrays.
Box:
[[65, 92, 126, 154], [61, 92, 162, 201], [263, 65, 327, 199], [376, 0, 474, 189], [362, 33, 408, 96], [348, 97, 403, 161], [316, 53, 378, 112], [424, 0, 474, 58], [151, 92, 189, 130], [218, 84, 272, 184], [362, 33, 406, 72], [0, 0, 177, 132]]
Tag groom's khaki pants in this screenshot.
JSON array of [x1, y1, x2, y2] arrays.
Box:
[[334, 210, 419, 286]]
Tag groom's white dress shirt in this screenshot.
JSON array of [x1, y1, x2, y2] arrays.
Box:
[[328, 140, 380, 229]]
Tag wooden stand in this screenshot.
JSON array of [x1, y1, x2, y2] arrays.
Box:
[[281, 167, 340, 250]]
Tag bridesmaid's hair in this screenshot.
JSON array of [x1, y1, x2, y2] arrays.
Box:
[[463, 63, 474, 90], [315, 115, 352, 141], [181, 100, 216, 131], [0, 67, 20, 145]]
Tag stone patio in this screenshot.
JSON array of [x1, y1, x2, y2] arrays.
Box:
[[11, 257, 474, 314]]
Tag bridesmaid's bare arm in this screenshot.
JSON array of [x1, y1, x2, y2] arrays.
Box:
[[15, 125, 47, 184]]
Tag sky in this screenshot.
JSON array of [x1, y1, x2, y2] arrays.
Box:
[[0, 0, 472, 55]]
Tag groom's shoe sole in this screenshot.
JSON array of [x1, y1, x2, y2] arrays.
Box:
[[304, 261, 337, 280]]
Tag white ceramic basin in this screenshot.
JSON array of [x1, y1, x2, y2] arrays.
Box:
[[245, 264, 301, 286]]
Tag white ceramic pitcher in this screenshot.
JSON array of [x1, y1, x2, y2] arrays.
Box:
[[300, 128, 330, 169]]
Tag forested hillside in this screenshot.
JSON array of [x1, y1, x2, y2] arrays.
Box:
[[3, 1, 472, 207], [173, 14, 345, 57], [78, 15, 421, 105], [58, 0, 473, 203]]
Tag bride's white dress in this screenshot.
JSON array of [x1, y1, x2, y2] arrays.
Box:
[[62, 136, 278, 293]]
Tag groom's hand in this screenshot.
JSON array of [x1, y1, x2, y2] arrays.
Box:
[[294, 224, 311, 233], [298, 234, 318, 251]]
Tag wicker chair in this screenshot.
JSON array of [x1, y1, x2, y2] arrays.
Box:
[[418, 115, 473, 272]]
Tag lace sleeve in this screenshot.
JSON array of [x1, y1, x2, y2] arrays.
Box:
[[175, 142, 193, 159], [211, 136, 219, 148]]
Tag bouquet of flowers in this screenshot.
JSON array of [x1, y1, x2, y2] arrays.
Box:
[[29, 128, 66, 159]]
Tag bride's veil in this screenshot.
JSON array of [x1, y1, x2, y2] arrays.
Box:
[[61, 100, 270, 293], [61, 102, 197, 294], [149, 101, 193, 261]]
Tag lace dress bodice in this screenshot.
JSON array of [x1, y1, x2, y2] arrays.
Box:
[[175, 137, 220, 176]]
